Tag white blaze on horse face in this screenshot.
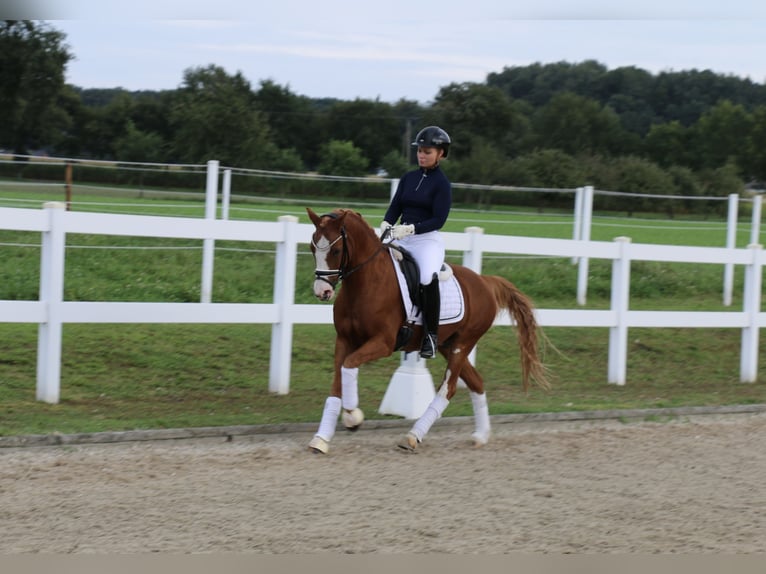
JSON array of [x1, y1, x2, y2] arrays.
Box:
[[313, 236, 336, 300]]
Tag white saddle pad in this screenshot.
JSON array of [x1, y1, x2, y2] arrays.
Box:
[[388, 249, 465, 325]]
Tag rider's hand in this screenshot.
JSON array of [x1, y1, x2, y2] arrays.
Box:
[[391, 224, 415, 240], [379, 221, 392, 237]]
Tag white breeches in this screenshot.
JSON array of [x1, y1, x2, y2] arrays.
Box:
[[394, 230, 445, 284]]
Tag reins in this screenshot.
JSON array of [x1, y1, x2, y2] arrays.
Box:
[[312, 213, 386, 289]]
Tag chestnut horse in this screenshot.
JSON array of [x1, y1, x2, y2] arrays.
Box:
[[306, 207, 548, 454]]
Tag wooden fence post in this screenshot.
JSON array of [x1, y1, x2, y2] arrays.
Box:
[[65, 161, 72, 211]]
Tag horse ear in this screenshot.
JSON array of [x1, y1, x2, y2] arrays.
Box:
[[306, 207, 321, 226]]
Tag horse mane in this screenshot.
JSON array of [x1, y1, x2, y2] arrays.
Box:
[[325, 209, 378, 246], [328, 209, 372, 231]]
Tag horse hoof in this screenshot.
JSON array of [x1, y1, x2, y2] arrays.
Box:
[[342, 408, 364, 431], [308, 436, 329, 454], [471, 431, 490, 447], [396, 432, 419, 452]]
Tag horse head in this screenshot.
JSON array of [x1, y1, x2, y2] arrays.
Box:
[[306, 207, 380, 301], [307, 208, 351, 301]]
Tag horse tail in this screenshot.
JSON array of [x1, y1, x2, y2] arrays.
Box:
[[482, 275, 550, 392]]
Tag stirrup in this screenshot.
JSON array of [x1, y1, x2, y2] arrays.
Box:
[[419, 333, 437, 359]]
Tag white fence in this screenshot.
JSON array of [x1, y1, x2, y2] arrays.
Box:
[[0, 202, 764, 404]]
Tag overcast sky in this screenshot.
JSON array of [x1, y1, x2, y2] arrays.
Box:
[[10, 0, 766, 104]]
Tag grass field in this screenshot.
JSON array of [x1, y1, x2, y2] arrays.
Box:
[[1, 186, 765, 436]]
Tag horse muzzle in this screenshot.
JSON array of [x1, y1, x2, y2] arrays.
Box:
[[313, 279, 336, 301]]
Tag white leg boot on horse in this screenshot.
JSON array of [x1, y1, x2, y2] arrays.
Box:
[[470, 391, 491, 447], [341, 366, 364, 431], [398, 385, 450, 452], [309, 396, 341, 454]]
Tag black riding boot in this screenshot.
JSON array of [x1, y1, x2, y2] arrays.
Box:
[[419, 274, 440, 359]]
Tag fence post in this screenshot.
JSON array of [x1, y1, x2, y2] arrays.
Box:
[[723, 193, 739, 306], [608, 236, 631, 385], [36, 202, 67, 403], [64, 161, 73, 211], [389, 178, 398, 200], [750, 194, 762, 246], [201, 160, 219, 304], [572, 186, 583, 264], [463, 226, 484, 367], [221, 168, 232, 220], [269, 215, 299, 394], [740, 243, 762, 382], [576, 185, 594, 305]]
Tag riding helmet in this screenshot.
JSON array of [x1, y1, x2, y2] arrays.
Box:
[[412, 126, 451, 157]]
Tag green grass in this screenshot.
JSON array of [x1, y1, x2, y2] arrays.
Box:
[[0, 188, 764, 436]]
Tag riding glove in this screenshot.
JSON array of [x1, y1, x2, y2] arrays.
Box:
[[391, 224, 415, 240], [379, 220, 392, 237]]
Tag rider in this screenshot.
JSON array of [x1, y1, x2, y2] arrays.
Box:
[[380, 125, 452, 359]]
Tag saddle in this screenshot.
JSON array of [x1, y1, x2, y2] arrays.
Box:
[[389, 244, 422, 306], [387, 244, 464, 351]]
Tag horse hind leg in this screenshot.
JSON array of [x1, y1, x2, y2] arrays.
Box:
[[398, 351, 465, 452], [397, 382, 450, 452], [460, 359, 491, 447]]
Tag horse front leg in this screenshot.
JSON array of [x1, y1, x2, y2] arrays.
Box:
[[398, 347, 467, 452], [309, 335, 393, 454]]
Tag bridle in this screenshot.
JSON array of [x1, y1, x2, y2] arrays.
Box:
[[311, 212, 385, 289]]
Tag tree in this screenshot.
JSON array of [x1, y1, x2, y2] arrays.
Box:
[[426, 82, 532, 159], [487, 60, 609, 107], [597, 66, 656, 135], [113, 120, 166, 163], [0, 21, 73, 154], [694, 100, 752, 173], [170, 65, 276, 167], [595, 156, 677, 216], [533, 92, 627, 156], [743, 106, 766, 182], [510, 149, 587, 189], [322, 99, 400, 169], [316, 140, 368, 176], [378, 150, 408, 180], [644, 120, 695, 169], [254, 79, 320, 168]]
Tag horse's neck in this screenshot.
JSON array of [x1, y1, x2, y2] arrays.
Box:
[[345, 224, 390, 282]]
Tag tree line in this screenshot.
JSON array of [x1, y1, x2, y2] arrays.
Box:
[[2, 20, 765, 215]]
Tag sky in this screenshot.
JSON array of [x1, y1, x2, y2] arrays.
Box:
[[7, 0, 766, 104]]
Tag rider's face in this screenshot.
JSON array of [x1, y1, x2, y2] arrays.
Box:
[[417, 146, 443, 169]]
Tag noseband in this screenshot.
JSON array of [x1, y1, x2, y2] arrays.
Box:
[[312, 212, 384, 289]]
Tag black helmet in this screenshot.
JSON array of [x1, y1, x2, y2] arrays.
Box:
[[412, 126, 451, 157]]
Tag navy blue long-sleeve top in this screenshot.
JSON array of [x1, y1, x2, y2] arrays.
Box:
[[383, 165, 452, 234]]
